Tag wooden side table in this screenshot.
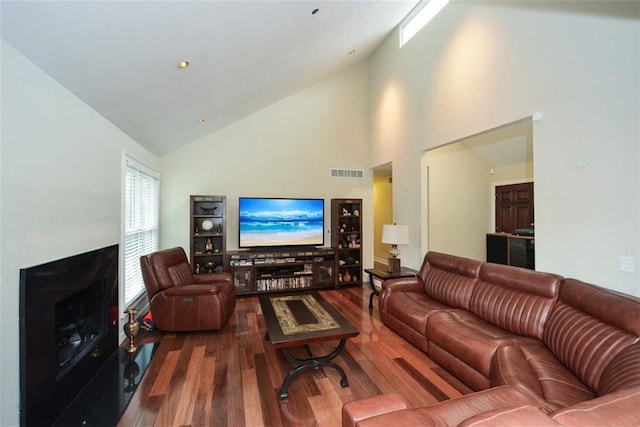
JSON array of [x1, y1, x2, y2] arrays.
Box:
[[364, 267, 419, 310]]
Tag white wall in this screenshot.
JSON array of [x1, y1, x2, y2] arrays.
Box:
[[369, 2, 639, 296], [425, 143, 492, 260], [424, 149, 533, 261], [491, 162, 534, 185], [160, 63, 373, 266], [0, 41, 158, 426]]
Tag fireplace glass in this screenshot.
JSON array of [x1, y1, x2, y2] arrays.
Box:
[[55, 278, 107, 380]]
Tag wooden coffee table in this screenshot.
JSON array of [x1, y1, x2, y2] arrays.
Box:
[[259, 292, 359, 399]]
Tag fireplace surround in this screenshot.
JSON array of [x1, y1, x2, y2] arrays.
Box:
[[20, 245, 119, 426]]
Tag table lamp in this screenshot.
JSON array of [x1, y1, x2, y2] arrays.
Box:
[[381, 224, 410, 273]]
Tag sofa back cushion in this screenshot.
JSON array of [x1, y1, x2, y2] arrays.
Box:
[[469, 263, 561, 339], [145, 247, 194, 290], [543, 279, 640, 394], [168, 262, 195, 286], [421, 252, 482, 310], [598, 343, 640, 395]]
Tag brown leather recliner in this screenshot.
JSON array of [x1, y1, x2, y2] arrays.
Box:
[[140, 247, 236, 332]]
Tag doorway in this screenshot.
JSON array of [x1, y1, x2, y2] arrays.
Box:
[[372, 163, 393, 267], [495, 182, 534, 234], [423, 118, 534, 261]]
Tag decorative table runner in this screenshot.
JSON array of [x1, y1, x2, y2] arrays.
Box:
[[270, 294, 338, 334]]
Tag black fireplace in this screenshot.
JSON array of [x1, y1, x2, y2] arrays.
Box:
[[20, 245, 119, 426]]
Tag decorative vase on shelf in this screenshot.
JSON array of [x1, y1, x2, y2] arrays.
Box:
[[344, 271, 351, 283], [205, 261, 216, 273], [124, 307, 140, 354]]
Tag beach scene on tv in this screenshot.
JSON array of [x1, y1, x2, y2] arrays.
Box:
[[239, 198, 325, 248]]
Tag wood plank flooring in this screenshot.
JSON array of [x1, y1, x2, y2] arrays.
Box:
[[118, 286, 472, 427]]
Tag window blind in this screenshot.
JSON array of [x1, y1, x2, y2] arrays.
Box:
[[124, 156, 160, 305]]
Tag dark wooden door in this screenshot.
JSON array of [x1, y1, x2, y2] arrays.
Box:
[[495, 182, 534, 233]]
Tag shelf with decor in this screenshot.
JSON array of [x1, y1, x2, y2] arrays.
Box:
[[224, 248, 336, 295], [331, 198, 362, 287], [190, 195, 226, 274]]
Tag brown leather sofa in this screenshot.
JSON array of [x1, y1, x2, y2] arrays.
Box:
[[140, 247, 236, 331], [343, 251, 640, 426]]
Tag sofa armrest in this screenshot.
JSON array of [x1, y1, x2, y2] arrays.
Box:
[[163, 284, 222, 297], [383, 277, 424, 294], [193, 272, 233, 284], [409, 386, 539, 426], [342, 393, 408, 427], [379, 277, 427, 321], [490, 344, 547, 404]]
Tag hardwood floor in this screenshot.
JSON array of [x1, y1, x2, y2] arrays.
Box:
[[118, 286, 471, 427]]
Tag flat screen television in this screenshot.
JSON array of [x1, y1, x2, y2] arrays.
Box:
[[239, 197, 325, 249]]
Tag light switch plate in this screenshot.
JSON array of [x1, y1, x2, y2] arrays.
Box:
[[620, 256, 635, 273]]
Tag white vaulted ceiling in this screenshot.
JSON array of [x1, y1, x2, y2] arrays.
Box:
[[1, 0, 419, 156]]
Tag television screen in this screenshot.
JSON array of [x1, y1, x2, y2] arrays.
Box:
[[239, 197, 325, 248]]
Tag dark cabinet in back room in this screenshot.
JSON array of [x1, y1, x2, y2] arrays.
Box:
[[486, 233, 534, 270]]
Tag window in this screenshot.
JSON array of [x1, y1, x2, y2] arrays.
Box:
[[124, 156, 160, 305], [399, 0, 449, 47]]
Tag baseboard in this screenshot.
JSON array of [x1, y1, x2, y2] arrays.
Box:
[[374, 256, 388, 266]]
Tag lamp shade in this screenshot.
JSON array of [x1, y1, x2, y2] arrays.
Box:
[[381, 224, 410, 245]]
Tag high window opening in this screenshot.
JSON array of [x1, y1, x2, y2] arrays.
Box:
[[399, 0, 449, 47], [124, 156, 160, 305]]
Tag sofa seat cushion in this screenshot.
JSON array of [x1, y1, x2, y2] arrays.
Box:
[[458, 405, 560, 426], [491, 343, 595, 412], [355, 408, 436, 427], [386, 291, 458, 336], [421, 387, 536, 425], [356, 386, 539, 427], [549, 386, 640, 427], [426, 310, 539, 379]]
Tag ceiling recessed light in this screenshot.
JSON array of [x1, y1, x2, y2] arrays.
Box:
[[312, 8, 319, 15], [178, 60, 190, 69]]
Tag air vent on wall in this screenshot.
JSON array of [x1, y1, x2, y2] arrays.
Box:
[[330, 168, 364, 178]]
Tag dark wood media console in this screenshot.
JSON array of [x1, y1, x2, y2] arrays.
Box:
[[225, 248, 336, 296]]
